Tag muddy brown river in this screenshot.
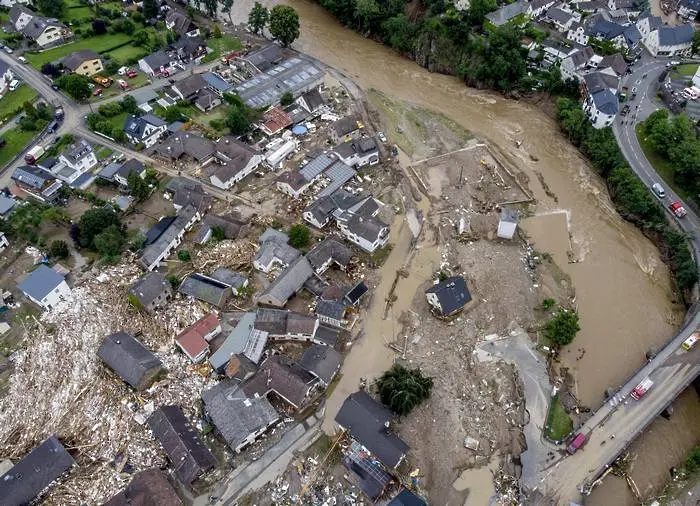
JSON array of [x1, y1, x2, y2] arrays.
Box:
[[234, 0, 697, 501]]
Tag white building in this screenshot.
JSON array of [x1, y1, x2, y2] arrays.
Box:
[[123, 114, 167, 148], [642, 23, 694, 57], [335, 197, 390, 253], [209, 138, 264, 190], [17, 264, 71, 311], [333, 137, 380, 168], [59, 138, 97, 174]]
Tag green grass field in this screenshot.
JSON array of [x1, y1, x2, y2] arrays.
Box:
[[0, 128, 35, 168], [62, 6, 95, 21], [635, 124, 689, 201], [26, 33, 133, 68], [106, 111, 129, 131], [0, 85, 37, 122], [104, 44, 149, 64], [202, 35, 243, 63], [544, 395, 573, 441]]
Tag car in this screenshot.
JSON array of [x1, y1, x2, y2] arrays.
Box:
[[17, 56, 27, 63], [671, 60, 680, 66], [93, 87, 103, 96], [631, 86, 638, 94], [377, 131, 387, 142], [669, 201, 687, 218], [51, 84, 60, 91], [642, 73, 648, 79], [635, 79, 641, 84], [620, 104, 631, 116], [3, 46, 12, 54], [391, 145, 399, 157], [127, 70, 137, 78], [651, 182, 666, 198], [168, 78, 175, 84]]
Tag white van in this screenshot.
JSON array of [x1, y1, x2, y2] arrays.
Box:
[[651, 183, 666, 199], [17, 56, 27, 64], [8, 79, 19, 91]]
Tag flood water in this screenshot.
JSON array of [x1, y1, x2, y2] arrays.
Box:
[[260, 0, 695, 500]]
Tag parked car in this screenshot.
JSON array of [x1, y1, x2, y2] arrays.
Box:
[[127, 70, 137, 78], [3, 46, 12, 54], [377, 131, 387, 142], [168, 78, 175, 84], [93, 87, 103, 96], [51, 84, 60, 91], [631, 86, 638, 94], [17, 56, 27, 63], [8, 79, 19, 91]]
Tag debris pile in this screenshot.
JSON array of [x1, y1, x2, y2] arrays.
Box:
[[194, 239, 257, 273]]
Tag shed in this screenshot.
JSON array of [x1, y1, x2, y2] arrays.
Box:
[[178, 273, 231, 307]]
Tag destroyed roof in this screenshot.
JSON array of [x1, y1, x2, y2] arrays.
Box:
[[333, 115, 361, 137], [299, 344, 341, 384], [315, 299, 346, 320], [155, 132, 215, 161], [128, 272, 170, 308], [259, 256, 314, 305], [211, 268, 248, 289], [345, 281, 369, 305], [147, 406, 216, 484], [426, 276, 471, 314], [388, 488, 429, 506], [61, 49, 100, 71], [202, 380, 279, 451], [499, 207, 520, 224], [0, 435, 75, 505], [254, 241, 301, 269], [97, 331, 163, 390], [242, 43, 283, 72], [335, 391, 409, 468], [314, 324, 340, 346], [140, 205, 198, 269], [224, 354, 258, 381], [243, 355, 319, 408], [259, 227, 289, 245], [306, 237, 353, 272], [343, 442, 391, 501], [104, 468, 182, 506], [17, 264, 66, 302], [262, 105, 293, 134], [179, 273, 230, 307], [209, 312, 268, 369]]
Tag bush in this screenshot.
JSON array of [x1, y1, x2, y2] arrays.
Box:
[[686, 445, 700, 472], [280, 91, 294, 106], [545, 310, 580, 346], [377, 364, 433, 416], [178, 249, 191, 261], [288, 224, 310, 249], [48, 240, 70, 259], [211, 226, 225, 241]]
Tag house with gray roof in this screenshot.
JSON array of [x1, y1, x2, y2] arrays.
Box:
[[147, 406, 216, 484], [202, 380, 279, 452], [115, 158, 147, 187], [139, 50, 175, 77], [315, 299, 349, 328], [0, 435, 75, 505], [425, 276, 472, 316], [0, 194, 16, 217], [97, 331, 164, 390], [255, 308, 320, 343], [333, 137, 379, 168], [17, 264, 71, 310], [545, 6, 576, 31], [19, 11, 69, 48], [332, 115, 363, 142], [297, 88, 325, 116], [207, 137, 264, 189], [335, 197, 389, 253], [210, 312, 268, 371], [195, 214, 245, 244], [303, 189, 360, 229], [202, 71, 233, 95], [210, 268, 248, 294], [643, 23, 694, 57], [169, 73, 208, 101], [257, 256, 314, 307], [104, 468, 182, 506], [171, 180, 212, 214], [485, 0, 529, 26], [165, 10, 199, 37], [154, 132, 216, 163], [61, 49, 102, 75], [140, 204, 200, 271], [306, 237, 353, 274], [241, 44, 283, 73], [243, 355, 320, 409], [253, 240, 301, 273], [170, 36, 207, 61], [128, 272, 172, 313], [179, 273, 231, 307], [582, 69, 620, 128], [299, 344, 342, 386], [123, 114, 167, 148], [11, 165, 63, 203]]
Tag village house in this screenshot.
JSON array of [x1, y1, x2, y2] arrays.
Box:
[[257, 256, 314, 307], [210, 268, 249, 295], [306, 237, 352, 274], [332, 115, 363, 142], [170, 36, 207, 62], [178, 273, 231, 308], [61, 49, 102, 76], [138, 50, 175, 77], [560, 46, 595, 81], [530, 0, 556, 17], [210, 312, 269, 371], [97, 331, 165, 391], [260, 106, 293, 137], [0, 194, 15, 219], [636, 12, 663, 39], [59, 138, 97, 174], [113, 159, 147, 187], [176, 313, 221, 363], [333, 137, 379, 168], [425, 276, 472, 316], [11, 165, 63, 203], [147, 406, 216, 484], [388, 488, 428, 506], [240, 44, 284, 74], [202, 71, 233, 95], [0, 435, 75, 505], [167, 178, 213, 213], [545, 5, 578, 32], [335, 196, 390, 253], [128, 271, 172, 312], [582, 69, 620, 128], [276, 170, 312, 199], [104, 468, 182, 506], [315, 299, 350, 329], [255, 307, 321, 343], [17, 264, 71, 311], [165, 10, 199, 37], [10, 5, 71, 48], [194, 214, 246, 244], [208, 138, 264, 190], [123, 114, 168, 148], [140, 204, 200, 271], [299, 345, 342, 386], [296, 87, 326, 117], [277, 153, 356, 200], [485, 0, 529, 26], [566, 22, 590, 45], [243, 355, 320, 410], [253, 228, 300, 273], [642, 23, 694, 56], [9, 4, 32, 31], [168, 74, 221, 112], [303, 189, 360, 229], [202, 380, 279, 452]]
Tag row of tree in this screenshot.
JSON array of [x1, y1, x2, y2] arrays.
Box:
[[248, 3, 300, 47]]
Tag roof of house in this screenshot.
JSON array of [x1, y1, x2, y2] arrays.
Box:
[[147, 406, 216, 484], [334, 137, 378, 160], [104, 468, 182, 506], [61, 49, 101, 71], [140, 205, 198, 269], [299, 88, 324, 112], [306, 237, 352, 272], [658, 24, 694, 46], [17, 264, 66, 303], [333, 115, 361, 137], [345, 281, 369, 305], [9, 4, 33, 26], [577, 0, 606, 10], [315, 299, 346, 321], [12, 165, 54, 190], [590, 88, 619, 115], [62, 138, 94, 164], [170, 35, 206, 55], [0, 194, 16, 215], [598, 53, 627, 75], [166, 10, 197, 34], [583, 70, 619, 93], [335, 391, 409, 468], [242, 44, 283, 72], [224, 353, 258, 381], [170, 180, 211, 213], [97, 331, 163, 389], [299, 152, 336, 180], [128, 272, 170, 308], [243, 355, 319, 408], [569, 47, 594, 69], [208, 137, 258, 183], [22, 16, 65, 39], [259, 227, 289, 245], [259, 256, 314, 305], [209, 312, 267, 369], [276, 169, 309, 191], [304, 189, 360, 225], [173, 73, 208, 98], [176, 313, 220, 359], [262, 105, 293, 134], [388, 488, 429, 506], [179, 273, 230, 307], [202, 380, 279, 450], [254, 307, 289, 334], [546, 6, 574, 24], [117, 158, 147, 180], [123, 114, 166, 140], [623, 24, 642, 47], [485, 0, 527, 25], [209, 268, 247, 289], [202, 71, 233, 93], [342, 442, 392, 500], [142, 50, 172, 71], [195, 214, 244, 243], [345, 212, 388, 244], [299, 344, 342, 384], [587, 16, 625, 38], [314, 324, 339, 346], [531, 0, 555, 9], [254, 241, 300, 269], [286, 312, 317, 335], [637, 11, 663, 29], [426, 276, 471, 314], [0, 435, 75, 505]]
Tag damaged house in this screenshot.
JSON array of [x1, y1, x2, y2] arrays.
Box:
[[254, 307, 321, 344], [425, 276, 472, 316], [253, 228, 300, 273], [243, 354, 320, 410], [209, 312, 269, 371], [335, 196, 390, 253], [104, 468, 182, 506], [176, 313, 221, 363], [257, 256, 314, 307], [128, 272, 172, 313], [97, 331, 165, 391], [306, 236, 352, 274], [178, 273, 231, 308], [207, 137, 264, 190], [299, 344, 342, 386], [140, 204, 200, 271]]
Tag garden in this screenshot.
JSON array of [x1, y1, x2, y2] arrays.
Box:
[[0, 84, 37, 122]]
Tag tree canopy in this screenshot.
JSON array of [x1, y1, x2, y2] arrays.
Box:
[[49, 240, 70, 259], [127, 172, 151, 202], [288, 224, 310, 248], [56, 74, 91, 101], [142, 0, 158, 19], [77, 208, 123, 249], [248, 2, 269, 34], [545, 310, 580, 346], [377, 364, 434, 416], [269, 5, 300, 47], [36, 0, 65, 18]]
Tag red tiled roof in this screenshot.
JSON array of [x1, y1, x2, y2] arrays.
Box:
[[176, 313, 220, 360], [188, 313, 220, 338], [262, 106, 292, 135]]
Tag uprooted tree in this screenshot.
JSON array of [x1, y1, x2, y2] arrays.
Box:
[[377, 364, 434, 416]]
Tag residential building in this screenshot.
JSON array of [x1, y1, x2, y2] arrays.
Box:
[[179, 273, 231, 307], [335, 391, 409, 469], [202, 380, 279, 452], [586, 15, 627, 50], [388, 488, 429, 506], [560, 46, 595, 81], [128, 272, 172, 312], [333, 137, 379, 168], [165, 10, 199, 37], [240, 44, 283, 73], [210, 312, 269, 370], [677, 0, 700, 20], [296, 88, 325, 117], [530, 0, 556, 17], [253, 240, 300, 273], [0, 194, 15, 218], [485, 0, 529, 26], [577, 0, 607, 12], [335, 196, 390, 253], [276, 170, 312, 199], [257, 256, 314, 307], [168, 178, 213, 214], [147, 406, 216, 484], [299, 344, 342, 386], [208, 138, 264, 189], [260, 106, 293, 136], [114, 158, 147, 187], [243, 355, 320, 410], [195, 214, 246, 244], [202, 71, 233, 95], [315, 299, 349, 328], [541, 37, 578, 64], [59, 138, 97, 174], [140, 204, 200, 270], [17, 264, 71, 311], [97, 331, 164, 390], [9, 4, 33, 31], [0, 436, 75, 505], [11, 165, 63, 203], [566, 22, 590, 45], [636, 12, 663, 39], [211, 268, 249, 295], [169, 73, 208, 101], [0, 0, 30, 9], [61, 49, 102, 76], [255, 308, 320, 343], [277, 153, 355, 200], [332, 115, 363, 142], [643, 23, 694, 56], [545, 6, 578, 32], [303, 189, 360, 229], [598, 53, 627, 76], [425, 276, 472, 316], [170, 36, 207, 61], [306, 237, 352, 274], [497, 208, 520, 239], [123, 114, 167, 148], [20, 14, 70, 48], [104, 469, 182, 506], [582, 69, 620, 128], [139, 50, 174, 77], [176, 313, 221, 363]]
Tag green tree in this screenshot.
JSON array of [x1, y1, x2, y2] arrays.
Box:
[[211, 226, 225, 241], [248, 2, 269, 34], [381, 14, 417, 54], [686, 445, 700, 472], [225, 104, 253, 135], [77, 208, 122, 249], [213, 24, 222, 38], [377, 364, 434, 416], [36, 0, 65, 18], [545, 310, 580, 346], [94, 225, 124, 257], [163, 106, 183, 123], [288, 223, 310, 248], [178, 249, 191, 261], [113, 18, 135, 35], [133, 30, 150, 47], [142, 0, 158, 18], [202, 0, 217, 17], [269, 5, 300, 47], [473, 25, 526, 91], [120, 95, 139, 115], [466, 0, 497, 26], [49, 240, 70, 259], [23, 101, 37, 120], [127, 171, 151, 201], [56, 74, 91, 101], [355, 0, 381, 32], [693, 30, 700, 55], [280, 91, 294, 106]]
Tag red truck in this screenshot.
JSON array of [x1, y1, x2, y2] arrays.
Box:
[[567, 433, 586, 454], [631, 378, 654, 400], [669, 201, 687, 218]]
